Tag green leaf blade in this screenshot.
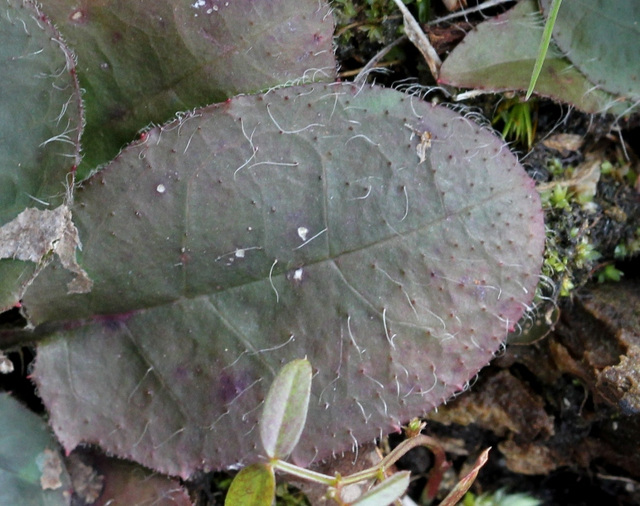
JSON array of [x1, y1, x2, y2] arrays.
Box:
[[27, 83, 544, 477], [350, 471, 410, 506], [260, 359, 312, 459], [0, 0, 83, 310], [224, 463, 275, 506], [525, 0, 562, 100], [40, 0, 336, 176]]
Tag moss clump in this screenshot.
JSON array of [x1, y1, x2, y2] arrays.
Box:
[[537, 148, 639, 299], [333, 0, 405, 46]]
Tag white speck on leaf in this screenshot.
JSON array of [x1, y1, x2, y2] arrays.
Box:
[[156, 184, 166, 194], [70, 9, 84, 22], [297, 226, 309, 241]]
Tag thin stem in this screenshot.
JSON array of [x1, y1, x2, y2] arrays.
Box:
[[330, 435, 449, 489], [427, 0, 515, 25], [271, 459, 337, 486], [272, 435, 450, 495], [378, 434, 448, 500], [379, 434, 446, 471], [354, 36, 407, 83]]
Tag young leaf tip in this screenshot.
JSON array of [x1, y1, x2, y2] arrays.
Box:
[[260, 358, 312, 460]]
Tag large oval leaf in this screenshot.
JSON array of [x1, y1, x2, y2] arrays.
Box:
[[438, 0, 636, 115], [540, 0, 640, 101], [27, 83, 544, 477], [0, 0, 82, 310], [41, 0, 336, 176]]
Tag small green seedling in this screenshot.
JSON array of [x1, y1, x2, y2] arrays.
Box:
[[596, 264, 624, 284], [225, 359, 490, 506], [492, 97, 537, 149]]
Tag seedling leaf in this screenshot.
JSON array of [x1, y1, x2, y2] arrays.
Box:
[[260, 359, 312, 459], [224, 463, 275, 506], [349, 471, 410, 506]]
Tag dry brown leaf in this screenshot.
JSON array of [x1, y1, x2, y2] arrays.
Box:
[[36, 448, 64, 490], [0, 206, 92, 294]]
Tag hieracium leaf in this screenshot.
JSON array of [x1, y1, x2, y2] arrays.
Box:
[[539, 0, 640, 102], [438, 0, 637, 115], [41, 0, 336, 176], [25, 83, 544, 477], [0, 0, 83, 310]]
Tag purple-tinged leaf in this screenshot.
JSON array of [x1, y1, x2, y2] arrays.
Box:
[[40, 0, 336, 176], [260, 359, 312, 459], [88, 453, 192, 506], [0, 0, 82, 310], [438, 0, 637, 115], [26, 83, 544, 478], [540, 0, 640, 101]]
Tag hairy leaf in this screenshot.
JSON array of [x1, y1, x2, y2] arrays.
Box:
[[540, 0, 640, 101], [0, 0, 82, 310], [87, 453, 192, 506], [27, 83, 544, 477], [439, 0, 637, 115], [41, 0, 336, 176]]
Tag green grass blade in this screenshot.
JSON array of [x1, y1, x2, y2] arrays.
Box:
[[526, 0, 562, 100]]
